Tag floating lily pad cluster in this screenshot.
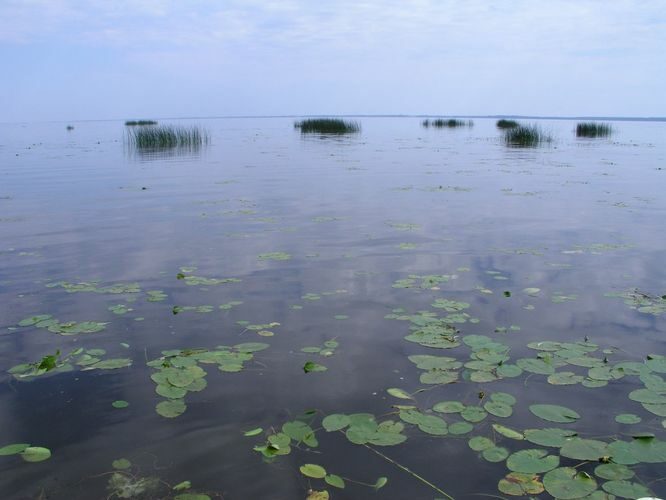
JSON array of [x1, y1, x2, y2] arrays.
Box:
[[0, 443, 51, 463], [391, 274, 457, 289], [299, 462, 386, 493], [254, 418, 318, 458], [148, 343, 268, 418], [176, 270, 241, 286], [257, 252, 291, 261], [219, 300, 243, 310], [45, 280, 141, 294], [172, 305, 214, 314], [606, 288, 666, 316], [17, 315, 107, 335], [301, 339, 339, 358], [9, 348, 131, 379], [237, 321, 280, 337]]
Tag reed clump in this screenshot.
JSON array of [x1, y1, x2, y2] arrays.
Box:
[[496, 119, 519, 129], [503, 124, 552, 147], [294, 118, 360, 134], [575, 122, 613, 138], [126, 125, 209, 149], [125, 120, 158, 126], [423, 119, 473, 128]]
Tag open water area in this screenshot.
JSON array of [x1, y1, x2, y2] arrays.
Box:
[[0, 117, 665, 499]]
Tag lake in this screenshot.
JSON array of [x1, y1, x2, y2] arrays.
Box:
[[1, 117, 665, 499]]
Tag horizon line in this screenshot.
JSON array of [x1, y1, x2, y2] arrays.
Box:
[[2, 114, 665, 125]]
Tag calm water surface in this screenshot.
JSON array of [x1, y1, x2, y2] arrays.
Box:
[[0, 118, 665, 499]]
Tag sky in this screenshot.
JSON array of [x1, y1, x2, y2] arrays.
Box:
[[1, 0, 664, 122]]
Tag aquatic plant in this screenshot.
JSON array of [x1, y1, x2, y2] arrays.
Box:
[[126, 125, 209, 149], [424, 119, 473, 128], [294, 118, 360, 134], [125, 120, 158, 126], [576, 122, 613, 138], [496, 119, 519, 129], [503, 124, 552, 147], [66, 125, 74, 131]]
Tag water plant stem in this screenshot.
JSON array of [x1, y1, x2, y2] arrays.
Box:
[[361, 443, 455, 500]]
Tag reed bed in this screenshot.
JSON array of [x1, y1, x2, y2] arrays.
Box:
[[125, 120, 158, 126], [576, 122, 613, 138], [294, 118, 360, 134], [422, 119, 473, 128], [126, 125, 209, 149], [496, 119, 519, 129], [503, 124, 552, 147]]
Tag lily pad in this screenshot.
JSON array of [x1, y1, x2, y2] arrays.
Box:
[[594, 463, 634, 481], [498, 472, 545, 496], [615, 414, 641, 424], [325, 474, 345, 489], [156, 399, 187, 418], [530, 404, 580, 423], [482, 446, 509, 462], [492, 424, 524, 440], [543, 467, 598, 499], [20, 446, 51, 463], [387, 388, 412, 400], [524, 428, 577, 447], [560, 438, 610, 461], [506, 449, 560, 473], [322, 414, 350, 432], [300, 463, 327, 479], [601, 480, 652, 498], [433, 401, 465, 413], [469, 436, 494, 451], [484, 401, 513, 418], [0, 443, 30, 456]]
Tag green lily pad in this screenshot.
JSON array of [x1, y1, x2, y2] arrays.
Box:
[[243, 427, 263, 437], [601, 480, 652, 498], [325, 474, 345, 489], [492, 424, 524, 440], [615, 414, 641, 424], [461, 406, 487, 423], [112, 400, 129, 409], [517, 358, 556, 375], [548, 371, 585, 385], [0, 443, 30, 456], [20, 447, 51, 463], [469, 436, 494, 451], [448, 421, 474, 435], [433, 401, 465, 413], [543, 467, 598, 499], [482, 446, 509, 462], [322, 414, 350, 432], [417, 415, 448, 435], [484, 401, 513, 418], [112, 458, 131, 470], [530, 404, 580, 423], [506, 449, 560, 473], [490, 392, 517, 406], [594, 463, 634, 481], [387, 388, 412, 400], [303, 361, 327, 373], [560, 438, 610, 461], [628, 389, 666, 405], [300, 463, 326, 479], [498, 472, 545, 496], [156, 399, 187, 418], [524, 428, 577, 447]]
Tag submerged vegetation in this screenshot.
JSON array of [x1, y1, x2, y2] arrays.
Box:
[[503, 123, 553, 147], [294, 118, 360, 134], [576, 122, 613, 138], [496, 119, 519, 129], [125, 120, 158, 126], [422, 118, 473, 128], [126, 125, 209, 149]]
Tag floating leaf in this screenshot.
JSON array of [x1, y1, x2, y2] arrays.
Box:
[[306, 491, 329, 500], [303, 361, 327, 373], [112, 458, 131, 470], [433, 401, 465, 413], [560, 438, 609, 461], [173, 481, 192, 491], [449, 421, 474, 435], [373, 477, 388, 490], [461, 406, 487, 423], [0, 443, 30, 456], [156, 399, 186, 418], [507, 449, 559, 473], [615, 414, 641, 424], [243, 428, 263, 437], [517, 358, 556, 375], [529, 404, 580, 423], [112, 400, 129, 409], [594, 463, 634, 481], [387, 388, 412, 400], [300, 464, 327, 479], [20, 447, 51, 463], [469, 436, 494, 451], [492, 424, 524, 440], [322, 414, 350, 432], [524, 428, 577, 447], [490, 392, 517, 406], [485, 401, 513, 418], [498, 472, 544, 496], [602, 480, 652, 498], [325, 474, 345, 489], [543, 467, 598, 499], [482, 446, 509, 462]]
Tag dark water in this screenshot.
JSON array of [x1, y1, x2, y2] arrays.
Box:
[[0, 117, 665, 499]]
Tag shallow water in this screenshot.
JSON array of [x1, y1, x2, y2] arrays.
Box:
[[0, 117, 665, 499]]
